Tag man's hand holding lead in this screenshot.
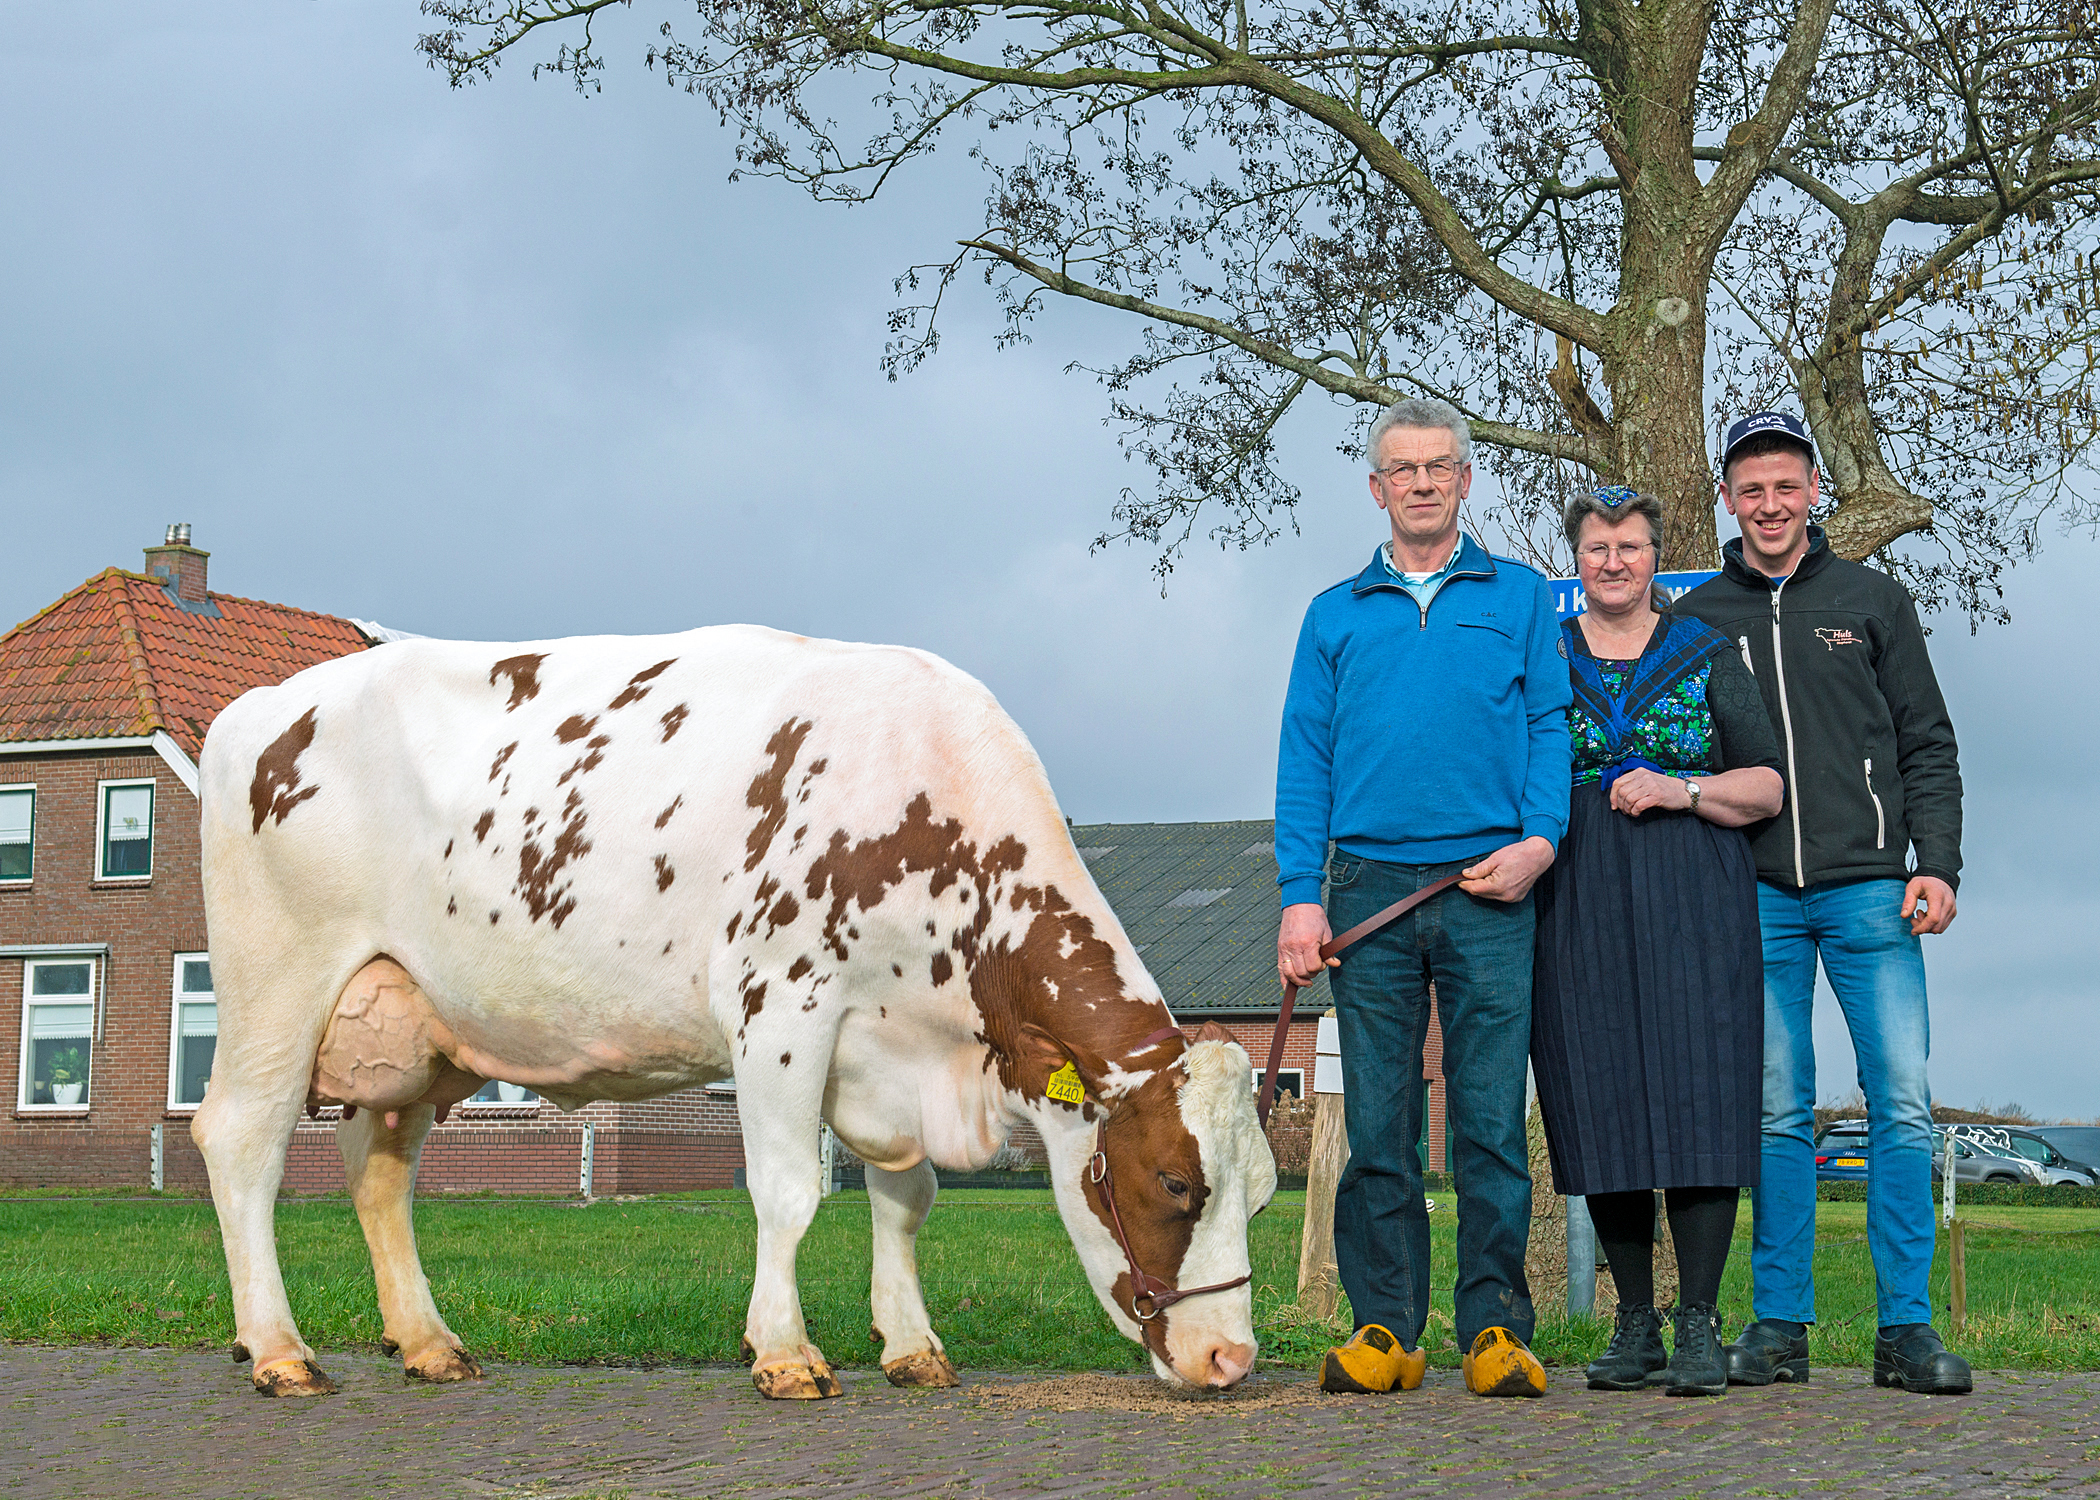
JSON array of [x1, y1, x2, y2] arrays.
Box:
[[1459, 836, 1555, 903]]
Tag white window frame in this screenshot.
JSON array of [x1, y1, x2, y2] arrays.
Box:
[[19, 955, 99, 1113], [94, 778, 157, 883], [1252, 1067, 1305, 1101], [167, 952, 216, 1113], [460, 1076, 542, 1111], [0, 784, 33, 885]]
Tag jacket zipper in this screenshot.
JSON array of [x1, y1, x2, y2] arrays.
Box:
[[1769, 582, 1807, 887], [1864, 758, 1886, 850]]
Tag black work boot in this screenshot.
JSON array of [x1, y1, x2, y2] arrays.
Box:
[[1663, 1303, 1728, 1397], [1586, 1303, 1666, 1391], [1725, 1318, 1811, 1385], [1873, 1324, 1973, 1395]]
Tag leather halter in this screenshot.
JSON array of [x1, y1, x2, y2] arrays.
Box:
[[1083, 1025, 1251, 1321]]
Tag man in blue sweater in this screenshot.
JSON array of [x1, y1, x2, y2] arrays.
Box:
[[1277, 398, 1570, 1398]]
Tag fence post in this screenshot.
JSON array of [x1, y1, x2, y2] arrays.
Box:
[[819, 1124, 839, 1197], [150, 1123, 164, 1194], [1944, 1133, 1965, 1335], [1297, 1011, 1348, 1320], [579, 1121, 595, 1200]]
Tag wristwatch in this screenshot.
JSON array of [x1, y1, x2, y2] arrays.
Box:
[[1682, 778, 1702, 813]]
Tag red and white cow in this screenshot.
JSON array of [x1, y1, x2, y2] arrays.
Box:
[[192, 625, 1275, 1398]]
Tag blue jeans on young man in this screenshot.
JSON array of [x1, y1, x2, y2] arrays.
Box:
[[1753, 878, 1935, 1328], [1327, 851, 1537, 1351]]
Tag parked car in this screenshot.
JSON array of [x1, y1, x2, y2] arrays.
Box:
[[1817, 1121, 2043, 1186], [2026, 1126, 2100, 1179], [1930, 1126, 2050, 1186], [1993, 1128, 2100, 1187]]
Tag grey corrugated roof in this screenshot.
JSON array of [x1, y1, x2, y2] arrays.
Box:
[[1070, 818, 1328, 1017]]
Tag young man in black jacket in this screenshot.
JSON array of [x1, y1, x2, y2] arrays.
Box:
[[1678, 412, 1971, 1396]]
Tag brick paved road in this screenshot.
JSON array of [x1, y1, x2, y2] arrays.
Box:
[[5, 1346, 2098, 1499]]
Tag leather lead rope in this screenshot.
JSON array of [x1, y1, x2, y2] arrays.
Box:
[[1255, 873, 1463, 1127]]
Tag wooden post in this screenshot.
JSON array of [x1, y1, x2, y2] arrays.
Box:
[[1944, 1132, 1965, 1335], [1297, 1010, 1348, 1319]]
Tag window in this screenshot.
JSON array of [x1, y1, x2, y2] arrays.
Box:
[[1252, 1068, 1304, 1101], [465, 1078, 540, 1107], [169, 955, 215, 1109], [97, 780, 155, 880], [21, 958, 96, 1109], [0, 787, 31, 882]]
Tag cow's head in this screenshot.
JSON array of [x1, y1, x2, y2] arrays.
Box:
[[1027, 1021, 1277, 1389]]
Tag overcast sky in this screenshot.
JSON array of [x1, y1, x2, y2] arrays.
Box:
[[4, 4, 2094, 1120]]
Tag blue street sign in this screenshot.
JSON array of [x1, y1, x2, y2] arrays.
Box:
[[1551, 570, 1717, 620]]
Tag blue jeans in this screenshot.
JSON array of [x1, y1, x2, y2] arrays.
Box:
[[1753, 879, 1934, 1328], [1327, 852, 1536, 1350]]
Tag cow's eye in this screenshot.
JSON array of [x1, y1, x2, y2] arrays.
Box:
[[1159, 1173, 1189, 1199]]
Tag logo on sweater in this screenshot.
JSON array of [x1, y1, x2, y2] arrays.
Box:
[[1814, 627, 1863, 650]]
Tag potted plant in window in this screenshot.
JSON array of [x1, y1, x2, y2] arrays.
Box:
[[45, 1044, 87, 1106]]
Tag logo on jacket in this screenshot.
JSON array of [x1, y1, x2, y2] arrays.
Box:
[[1814, 628, 1863, 650]]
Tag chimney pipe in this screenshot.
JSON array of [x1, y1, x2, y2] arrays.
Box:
[[143, 524, 210, 604]]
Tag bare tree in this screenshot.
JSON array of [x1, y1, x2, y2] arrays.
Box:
[[422, 0, 2100, 611]]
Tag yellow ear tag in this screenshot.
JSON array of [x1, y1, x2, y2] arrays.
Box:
[[1045, 1062, 1086, 1105]]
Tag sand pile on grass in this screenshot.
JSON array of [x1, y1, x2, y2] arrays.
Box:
[[975, 1371, 1333, 1414]]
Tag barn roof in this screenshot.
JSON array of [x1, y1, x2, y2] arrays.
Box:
[[0, 567, 371, 758], [1072, 817, 1326, 1018]]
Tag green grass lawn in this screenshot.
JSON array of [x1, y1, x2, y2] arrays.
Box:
[[1, 1190, 2094, 1373]]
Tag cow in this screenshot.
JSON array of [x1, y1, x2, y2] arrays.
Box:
[[191, 625, 1276, 1399]]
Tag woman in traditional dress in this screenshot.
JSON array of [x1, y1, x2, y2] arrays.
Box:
[[1531, 487, 1785, 1397]]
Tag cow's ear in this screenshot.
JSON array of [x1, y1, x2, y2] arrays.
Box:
[[1017, 1023, 1110, 1099], [1194, 1020, 1232, 1045]]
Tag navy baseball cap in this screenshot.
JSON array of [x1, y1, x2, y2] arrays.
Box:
[[1721, 411, 1816, 468]]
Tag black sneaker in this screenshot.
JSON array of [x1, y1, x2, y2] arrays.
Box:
[[1662, 1303, 1727, 1397], [1873, 1324, 1973, 1395], [1586, 1303, 1666, 1391], [1724, 1318, 1811, 1385]]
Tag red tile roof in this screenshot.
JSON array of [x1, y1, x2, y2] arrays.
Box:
[[0, 569, 370, 759]]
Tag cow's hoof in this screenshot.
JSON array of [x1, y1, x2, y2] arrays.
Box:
[[752, 1355, 844, 1400], [404, 1345, 484, 1384], [882, 1349, 960, 1388], [253, 1358, 340, 1398]]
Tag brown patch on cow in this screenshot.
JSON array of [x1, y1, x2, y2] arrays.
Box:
[[662, 939, 674, 955], [248, 707, 323, 834], [443, 839, 453, 859], [809, 758, 828, 776], [609, 658, 676, 710], [726, 913, 742, 943], [740, 972, 768, 1024], [558, 734, 611, 786], [744, 719, 814, 872], [891, 964, 902, 977], [763, 892, 800, 937], [488, 741, 518, 782], [489, 911, 499, 924], [513, 788, 590, 929], [446, 897, 457, 916], [801, 792, 1024, 962], [787, 956, 813, 982], [780, 1052, 792, 1066], [660, 703, 690, 741], [653, 854, 676, 892], [473, 809, 496, 843], [880, 1006, 888, 1018], [930, 951, 954, 987], [490, 654, 545, 710], [555, 713, 599, 744], [790, 823, 809, 851], [655, 795, 683, 830]]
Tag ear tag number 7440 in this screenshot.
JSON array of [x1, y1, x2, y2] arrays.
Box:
[[1046, 1062, 1086, 1105]]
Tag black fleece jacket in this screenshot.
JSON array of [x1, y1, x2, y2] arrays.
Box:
[[1677, 526, 1963, 892]]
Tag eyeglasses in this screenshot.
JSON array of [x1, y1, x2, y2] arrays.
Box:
[[1374, 459, 1463, 485], [1578, 542, 1656, 566]]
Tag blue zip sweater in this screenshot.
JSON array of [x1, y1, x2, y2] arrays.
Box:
[[1275, 535, 1572, 906]]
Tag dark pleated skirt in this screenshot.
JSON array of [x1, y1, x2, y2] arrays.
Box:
[[1531, 785, 1764, 1195]]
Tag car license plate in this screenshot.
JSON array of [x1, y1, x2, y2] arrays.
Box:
[[1833, 1158, 1866, 1167]]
